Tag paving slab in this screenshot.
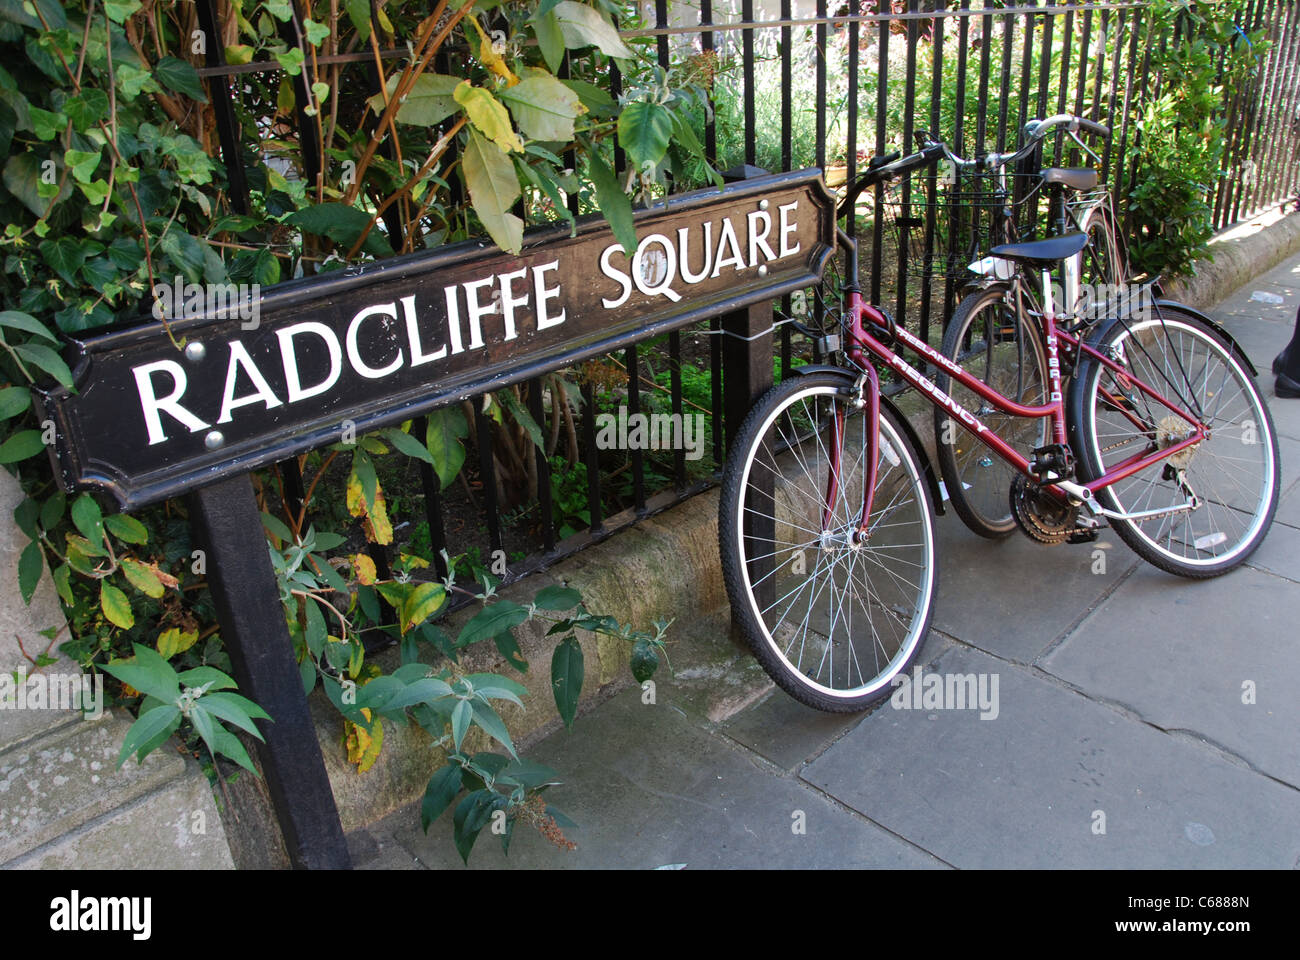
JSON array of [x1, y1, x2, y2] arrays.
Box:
[[930, 510, 1138, 663], [0, 711, 186, 864], [1244, 515, 1300, 583], [1274, 477, 1300, 529], [391, 687, 944, 869], [1043, 563, 1300, 789], [6, 762, 234, 869], [720, 687, 868, 771], [802, 645, 1300, 868]]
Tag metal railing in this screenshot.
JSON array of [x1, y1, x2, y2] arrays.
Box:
[[192, 0, 1300, 620]]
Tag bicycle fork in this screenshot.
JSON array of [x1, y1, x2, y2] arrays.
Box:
[[822, 291, 882, 544]]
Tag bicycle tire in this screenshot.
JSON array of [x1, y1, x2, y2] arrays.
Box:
[[1068, 305, 1280, 577], [934, 283, 1051, 538], [719, 371, 937, 712]]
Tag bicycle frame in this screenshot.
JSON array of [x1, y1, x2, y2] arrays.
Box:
[[838, 285, 1207, 534]]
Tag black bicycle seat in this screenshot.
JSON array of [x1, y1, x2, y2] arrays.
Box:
[[1039, 167, 1098, 191], [990, 231, 1089, 266]]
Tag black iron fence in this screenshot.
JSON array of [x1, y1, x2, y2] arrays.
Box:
[[196, 0, 1300, 615]]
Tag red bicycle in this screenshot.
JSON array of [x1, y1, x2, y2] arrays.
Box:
[[718, 117, 1281, 712]]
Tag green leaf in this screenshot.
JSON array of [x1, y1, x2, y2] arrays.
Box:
[[104, 0, 142, 24], [39, 490, 65, 530], [561, 79, 618, 119], [493, 630, 528, 672], [155, 56, 208, 102], [286, 203, 390, 258], [177, 665, 238, 691], [71, 494, 105, 551], [63, 146, 101, 184], [532, 585, 581, 611], [421, 763, 464, 832], [3, 153, 59, 218], [533, 9, 565, 73], [452, 789, 495, 864], [618, 100, 673, 171], [551, 635, 584, 729], [585, 146, 636, 255], [0, 310, 59, 344], [120, 558, 165, 598], [462, 128, 523, 254], [553, 1, 634, 59], [381, 427, 435, 465], [52, 563, 73, 605], [303, 17, 330, 46], [261, 511, 294, 544], [104, 513, 148, 545], [453, 82, 524, 154], [496, 388, 545, 451], [116, 704, 181, 766], [630, 638, 659, 683], [13, 343, 73, 388], [344, 0, 371, 41], [501, 758, 562, 789], [425, 406, 468, 491], [274, 47, 305, 77], [498, 75, 582, 143], [102, 644, 181, 702], [28, 105, 64, 140], [456, 599, 529, 648], [18, 540, 42, 604], [0, 430, 44, 463], [451, 697, 472, 752], [39, 237, 85, 285], [391, 73, 460, 126], [200, 692, 271, 740], [469, 699, 517, 758], [63, 89, 109, 132], [157, 231, 208, 284]]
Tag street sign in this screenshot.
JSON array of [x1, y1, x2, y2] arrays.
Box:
[[36, 169, 835, 509]]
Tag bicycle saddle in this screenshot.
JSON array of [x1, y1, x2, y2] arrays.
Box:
[[1039, 167, 1098, 191], [990, 231, 1089, 266]]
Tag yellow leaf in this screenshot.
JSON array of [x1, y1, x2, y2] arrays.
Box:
[[344, 708, 384, 773], [468, 16, 518, 87], [157, 627, 200, 659], [346, 468, 393, 546], [453, 81, 524, 154], [401, 582, 447, 634], [352, 554, 378, 586]]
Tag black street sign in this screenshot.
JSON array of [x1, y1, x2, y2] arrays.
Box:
[[35, 169, 834, 510]]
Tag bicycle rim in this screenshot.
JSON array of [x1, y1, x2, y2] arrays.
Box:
[[727, 380, 935, 703], [1080, 311, 1278, 572]]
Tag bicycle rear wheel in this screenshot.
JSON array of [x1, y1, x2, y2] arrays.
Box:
[[719, 372, 937, 712], [935, 283, 1050, 538], [1069, 305, 1280, 577]]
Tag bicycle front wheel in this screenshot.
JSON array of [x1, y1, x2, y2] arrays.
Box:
[[1069, 306, 1280, 577], [935, 283, 1051, 538], [719, 372, 937, 712]]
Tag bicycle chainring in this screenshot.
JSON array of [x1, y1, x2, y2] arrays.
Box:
[[1010, 474, 1079, 545]]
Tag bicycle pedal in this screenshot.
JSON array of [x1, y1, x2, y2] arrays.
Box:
[[1066, 527, 1100, 544], [1029, 443, 1075, 482]]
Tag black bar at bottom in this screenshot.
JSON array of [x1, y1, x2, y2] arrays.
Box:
[[189, 473, 351, 870]]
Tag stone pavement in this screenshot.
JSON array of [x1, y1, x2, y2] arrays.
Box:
[[354, 254, 1300, 870]]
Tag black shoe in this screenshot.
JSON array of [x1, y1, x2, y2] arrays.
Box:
[[1275, 344, 1291, 376], [1277, 372, 1300, 399]]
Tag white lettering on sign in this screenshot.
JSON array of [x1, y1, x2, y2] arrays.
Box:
[[277, 321, 343, 401], [126, 195, 814, 447], [134, 360, 209, 445]]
